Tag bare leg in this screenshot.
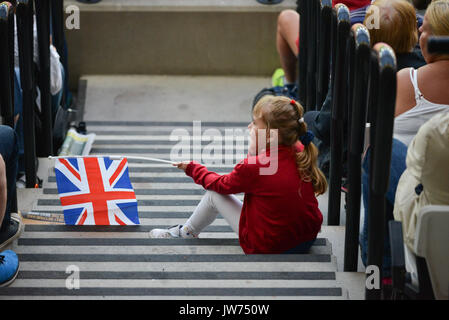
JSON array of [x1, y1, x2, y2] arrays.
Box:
[[276, 9, 300, 84]]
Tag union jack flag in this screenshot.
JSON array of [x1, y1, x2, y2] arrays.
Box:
[[54, 157, 140, 225]]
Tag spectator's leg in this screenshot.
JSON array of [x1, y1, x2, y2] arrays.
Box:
[[0, 126, 19, 230], [359, 139, 408, 275], [276, 9, 300, 84], [184, 190, 242, 236]]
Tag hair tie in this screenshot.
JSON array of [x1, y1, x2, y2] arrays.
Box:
[[299, 130, 314, 146], [298, 117, 304, 124], [290, 99, 296, 106]]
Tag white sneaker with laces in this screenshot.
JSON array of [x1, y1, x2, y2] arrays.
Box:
[[149, 225, 196, 239]]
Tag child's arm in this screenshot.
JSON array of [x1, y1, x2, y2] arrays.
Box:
[[175, 160, 253, 195]]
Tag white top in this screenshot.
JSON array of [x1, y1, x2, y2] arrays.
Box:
[[393, 68, 449, 146]]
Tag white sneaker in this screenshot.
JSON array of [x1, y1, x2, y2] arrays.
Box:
[[149, 225, 196, 239]]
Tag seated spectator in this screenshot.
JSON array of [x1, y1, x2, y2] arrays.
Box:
[[0, 126, 21, 287], [150, 96, 327, 255], [0, 125, 22, 250], [393, 111, 449, 289], [352, 0, 425, 27], [395, 0, 449, 146], [360, 0, 449, 286], [394, 111, 449, 254], [304, 0, 427, 177], [275, 0, 371, 86], [364, 0, 426, 70]]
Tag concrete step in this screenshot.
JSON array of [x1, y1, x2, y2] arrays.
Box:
[[9, 74, 360, 299]]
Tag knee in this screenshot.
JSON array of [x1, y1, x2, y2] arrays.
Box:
[[0, 126, 18, 160], [277, 9, 299, 33], [0, 126, 15, 149], [204, 190, 223, 206]]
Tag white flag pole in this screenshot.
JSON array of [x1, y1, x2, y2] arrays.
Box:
[[48, 155, 178, 165]]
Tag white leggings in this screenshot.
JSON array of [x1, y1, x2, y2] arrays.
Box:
[[184, 190, 242, 236]]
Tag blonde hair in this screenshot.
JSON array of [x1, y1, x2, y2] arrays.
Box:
[[252, 95, 327, 196], [365, 0, 418, 54], [427, 0, 449, 36]]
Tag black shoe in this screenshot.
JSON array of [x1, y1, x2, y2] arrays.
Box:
[[0, 218, 22, 250]]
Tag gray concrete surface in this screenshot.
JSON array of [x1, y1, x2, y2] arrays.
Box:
[[64, 1, 296, 90], [82, 75, 270, 122]]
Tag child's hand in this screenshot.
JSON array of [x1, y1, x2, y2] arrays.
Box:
[[173, 161, 190, 172]]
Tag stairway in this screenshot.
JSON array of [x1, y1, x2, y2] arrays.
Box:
[[0, 74, 366, 299], [2, 120, 348, 299]]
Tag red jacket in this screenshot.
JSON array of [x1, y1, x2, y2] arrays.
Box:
[[185, 145, 323, 254]]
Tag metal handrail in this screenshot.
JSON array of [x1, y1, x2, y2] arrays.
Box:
[[16, 0, 37, 188], [0, 2, 15, 128], [35, 0, 53, 156], [365, 43, 397, 300], [428, 36, 449, 54], [327, 3, 350, 226], [51, 0, 66, 109], [297, 0, 308, 105], [305, 0, 318, 111], [344, 24, 371, 272], [316, 0, 332, 110]]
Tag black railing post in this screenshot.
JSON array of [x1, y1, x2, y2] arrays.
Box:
[[16, 0, 37, 188], [317, 0, 332, 110], [51, 0, 65, 110], [365, 43, 397, 300], [428, 36, 449, 54], [344, 24, 371, 272], [297, 0, 308, 106], [35, 0, 53, 156], [327, 4, 350, 226], [305, 0, 317, 111], [0, 2, 15, 128]]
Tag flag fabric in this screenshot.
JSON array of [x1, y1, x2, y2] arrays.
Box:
[[54, 157, 140, 225]]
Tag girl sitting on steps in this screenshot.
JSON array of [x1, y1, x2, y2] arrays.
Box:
[[149, 96, 327, 254]]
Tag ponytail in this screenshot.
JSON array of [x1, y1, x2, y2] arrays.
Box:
[[295, 141, 328, 196]]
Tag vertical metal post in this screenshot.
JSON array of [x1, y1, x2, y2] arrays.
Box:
[[51, 0, 65, 111], [35, 0, 53, 156], [305, 0, 317, 111], [17, 0, 37, 188], [297, 0, 307, 106], [366, 44, 397, 300], [328, 4, 350, 226], [317, 0, 332, 110], [344, 24, 371, 272], [0, 2, 15, 128]]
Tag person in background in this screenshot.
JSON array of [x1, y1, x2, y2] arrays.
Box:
[[0, 126, 22, 250], [0, 125, 21, 288], [364, 0, 426, 70], [394, 0, 449, 147], [360, 0, 449, 293], [274, 0, 372, 86]]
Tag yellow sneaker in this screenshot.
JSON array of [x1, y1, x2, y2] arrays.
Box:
[[271, 68, 285, 87]]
